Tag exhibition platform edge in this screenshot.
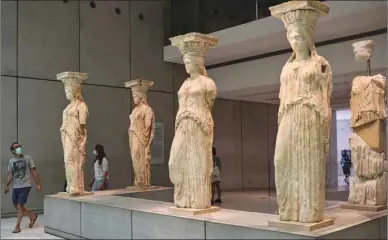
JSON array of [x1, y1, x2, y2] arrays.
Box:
[[44, 188, 387, 239]]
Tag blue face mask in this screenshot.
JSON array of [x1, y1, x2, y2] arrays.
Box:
[[93, 150, 98, 156], [15, 147, 22, 155]]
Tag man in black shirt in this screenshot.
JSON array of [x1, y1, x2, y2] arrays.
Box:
[[211, 147, 222, 204]]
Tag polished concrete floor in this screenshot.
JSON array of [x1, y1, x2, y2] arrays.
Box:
[[1, 215, 62, 239]]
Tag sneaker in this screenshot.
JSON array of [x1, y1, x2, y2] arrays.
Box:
[[215, 199, 222, 203]]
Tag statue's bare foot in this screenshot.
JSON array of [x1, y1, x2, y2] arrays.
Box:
[[69, 186, 78, 195]]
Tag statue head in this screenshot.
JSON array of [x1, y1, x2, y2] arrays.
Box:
[[125, 79, 154, 106], [64, 84, 82, 101], [182, 53, 206, 75], [170, 32, 219, 77], [270, 1, 329, 62], [352, 40, 374, 62], [57, 72, 88, 102], [132, 91, 146, 105]]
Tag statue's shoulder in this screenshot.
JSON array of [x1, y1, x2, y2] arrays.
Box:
[[144, 104, 154, 114], [78, 101, 88, 111], [201, 75, 217, 91], [315, 55, 331, 67], [201, 75, 213, 82], [181, 77, 190, 84], [315, 55, 332, 77]]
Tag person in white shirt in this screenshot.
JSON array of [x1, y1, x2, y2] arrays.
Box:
[[89, 144, 109, 191]]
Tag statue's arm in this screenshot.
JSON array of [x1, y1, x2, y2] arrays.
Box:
[[322, 60, 333, 101], [144, 108, 155, 148], [78, 102, 89, 156], [278, 76, 286, 125], [206, 78, 217, 110]]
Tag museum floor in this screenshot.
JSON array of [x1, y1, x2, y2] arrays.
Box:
[[1, 215, 61, 239]]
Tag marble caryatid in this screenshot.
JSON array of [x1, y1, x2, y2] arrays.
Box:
[[168, 32, 219, 209], [58, 72, 89, 196], [269, 1, 332, 223], [347, 40, 387, 207], [125, 79, 155, 188]]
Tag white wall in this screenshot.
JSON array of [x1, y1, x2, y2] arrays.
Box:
[[336, 109, 352, 178]]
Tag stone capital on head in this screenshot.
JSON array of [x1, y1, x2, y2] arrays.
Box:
[[169, 32, 219, 58], [269, 0, 329, 30], [57, 71, 88, 86], [124, 79, 154, 94]]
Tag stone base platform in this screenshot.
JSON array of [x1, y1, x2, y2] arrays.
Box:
[[57, 191, 93, 197], [125, 185, 161, 191], [268, 218, 334, 232], [340, 203, 387, 212], [44, 190, 387, 239], [169, 206, 220, 215]]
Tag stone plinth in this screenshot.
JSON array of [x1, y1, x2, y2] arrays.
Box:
[[57, 191, 93, 197], [340, 203, 387, 212], [125, 185, 162, 191], [44, 192, 387, 239], [169, 206, 220, 216], [268, 218, 334, 232], [125, 186, 162, 190]]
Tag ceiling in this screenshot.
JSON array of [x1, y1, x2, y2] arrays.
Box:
[[164, 1, 387, 66], [164, 1, 387, 107]]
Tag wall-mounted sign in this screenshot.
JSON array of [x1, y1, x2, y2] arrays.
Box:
[[151, 122, 164, 164]]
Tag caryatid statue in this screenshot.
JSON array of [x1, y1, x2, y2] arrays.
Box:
[[347, 40, 387, 208], [125, 79, 155, 188], [58, 72, 89, 196], [269, 0, 333, 223], [168, 32, 219, 209]]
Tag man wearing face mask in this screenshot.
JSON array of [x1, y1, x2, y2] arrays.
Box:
[[4, 142, 42, 233]]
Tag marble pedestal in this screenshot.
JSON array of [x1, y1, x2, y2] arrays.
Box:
[[169, 206, 220, 215], [340, 203, 387, 212], [57, 191, 93, 197], [44, 191, 387, 239], [268, 219, 334, 232], [125, 185, 161, 191]]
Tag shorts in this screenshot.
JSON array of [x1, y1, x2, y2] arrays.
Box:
[[12, 187, 31, 205], [342, 166, 351, 175], [342, 163, 351, 175]]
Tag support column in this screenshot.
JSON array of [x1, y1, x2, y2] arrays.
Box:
[[326, 110, 338, 189]]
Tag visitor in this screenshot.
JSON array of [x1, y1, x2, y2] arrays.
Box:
[[340, 149, 352, 186], [89, 144, 109, 192], [211, 147, 222, 204], [4, 142, 42, 233]]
